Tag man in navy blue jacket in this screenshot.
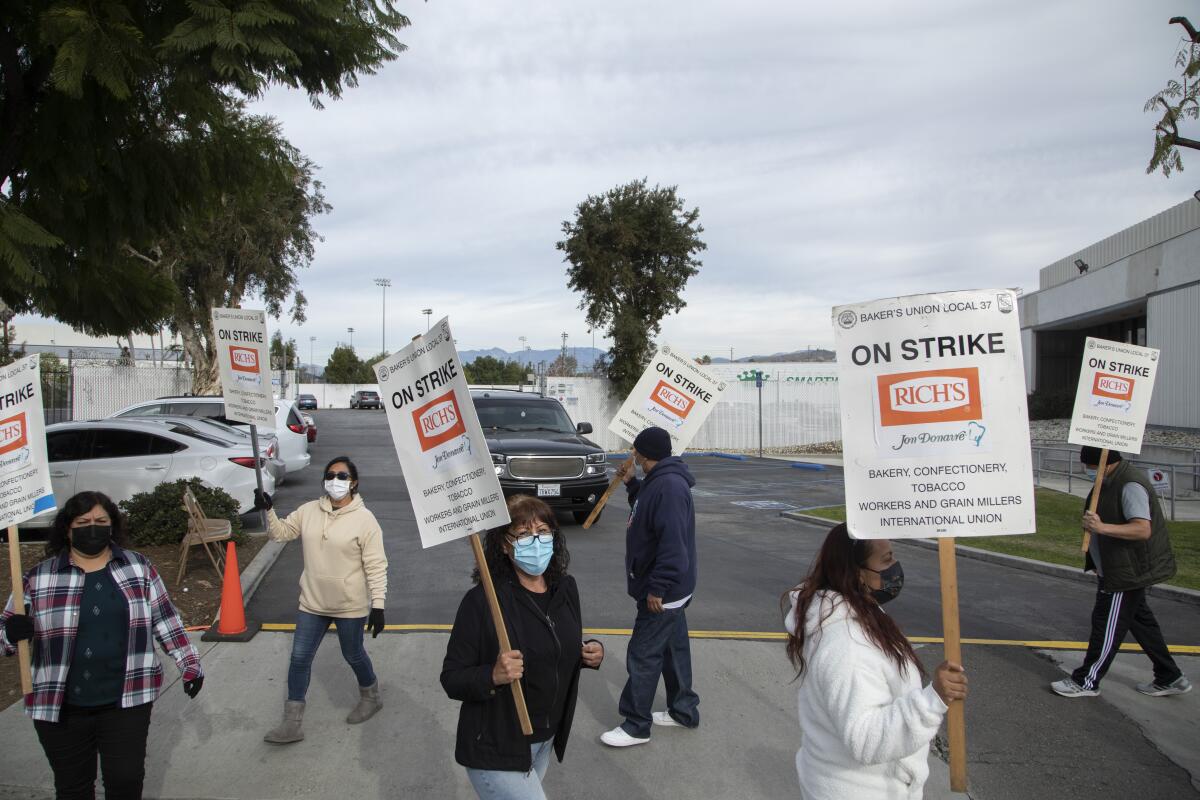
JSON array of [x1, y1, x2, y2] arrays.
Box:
[[601, 426, 700, 747]]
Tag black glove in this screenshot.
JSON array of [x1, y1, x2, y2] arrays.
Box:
[[253, 489, 272, 511], [183, 675, 204, 699], [368, 608, 385, 639], [3, 613, 34, 643]]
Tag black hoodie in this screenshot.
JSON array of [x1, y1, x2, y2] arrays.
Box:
[[624, 456, 698, 604]]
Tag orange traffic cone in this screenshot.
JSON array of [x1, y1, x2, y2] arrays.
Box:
[[202, 541, 261, 642]]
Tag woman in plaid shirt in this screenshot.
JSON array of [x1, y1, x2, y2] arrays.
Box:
[[1, 491, 204, 800]]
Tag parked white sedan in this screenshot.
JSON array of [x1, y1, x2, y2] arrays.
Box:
[[110, 396, 311, 476], [21, 419, 276, 528]]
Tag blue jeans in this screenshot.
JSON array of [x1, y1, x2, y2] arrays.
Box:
[[465, 739, 554, 800], [287, 610, 377, 702], [618, 603, 700, 738]]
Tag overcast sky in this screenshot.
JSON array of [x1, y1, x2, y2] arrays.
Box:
[[16, 1, 1195, 362]]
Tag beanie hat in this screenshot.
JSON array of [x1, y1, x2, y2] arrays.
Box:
[[633, 427, 672, 461]]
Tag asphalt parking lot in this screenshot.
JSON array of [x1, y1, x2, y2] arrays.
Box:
[[242, 410, 1200, 799]]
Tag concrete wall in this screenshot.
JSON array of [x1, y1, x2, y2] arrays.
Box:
[[1148, 281, 1200, 429]]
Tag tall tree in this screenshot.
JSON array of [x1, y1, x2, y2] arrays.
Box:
[[270, 331, 299, 371], [1147, 15, 1200, 175], [0, 0, 409, 335], [464, 355, 527, 385], [324, 345, 373, 384], [557, 179, 705, 397], [163, 110, 326, 393]]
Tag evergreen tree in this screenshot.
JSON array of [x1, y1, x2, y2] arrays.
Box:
[[557, 179, 705, 398], [0, 0, 410, 335]]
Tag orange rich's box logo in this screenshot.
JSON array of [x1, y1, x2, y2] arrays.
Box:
[[877, 368, 982, 426], [412, 391, 466, 451], [649, 381, 695, 419], [0, 413, 28, 456], [230, 346, 259, 373], [1092, 372, 1134, 401]]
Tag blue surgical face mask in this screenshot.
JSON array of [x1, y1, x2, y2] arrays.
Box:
[[512, 534, 555, 576], [1083, 467, 1097, 480]]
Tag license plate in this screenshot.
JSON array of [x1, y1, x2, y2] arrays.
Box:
[[537, 484, 561, 497]]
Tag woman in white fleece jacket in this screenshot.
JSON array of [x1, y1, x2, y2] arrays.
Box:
[[783, 524, 967, 799], [256, 455, 389, 745]]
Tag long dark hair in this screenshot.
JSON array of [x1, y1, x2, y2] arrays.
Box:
[[783, 523, 922, 679], [324, 455, 359, 495], [473, 495, 570, 586], [46, 491, 126, 558]]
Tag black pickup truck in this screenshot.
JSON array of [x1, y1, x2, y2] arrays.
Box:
[[472, 389, 611, 525]]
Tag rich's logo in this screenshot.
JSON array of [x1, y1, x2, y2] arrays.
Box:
[[877, 368, 982, 426], [412, 391, 466, 451], [229, 346, 259, 373], [0, 413, 28, 456], [1092, 372, 1134, 401], [649, 380, 695, 418]]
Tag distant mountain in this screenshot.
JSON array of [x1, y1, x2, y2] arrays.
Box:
[[459, 347, 606, 371], [711, 348, 835, 364]]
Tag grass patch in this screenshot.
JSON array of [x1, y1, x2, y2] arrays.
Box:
[[797, 489, 1200, 591]]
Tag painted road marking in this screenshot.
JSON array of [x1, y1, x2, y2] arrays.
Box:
[[255, 623, 1200, 654]]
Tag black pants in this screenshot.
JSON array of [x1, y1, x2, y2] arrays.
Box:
[[1071, 587, 1182, 691], [33, 702, 153, 800]]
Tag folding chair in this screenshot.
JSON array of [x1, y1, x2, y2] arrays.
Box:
[[176, 487, 233, 586]]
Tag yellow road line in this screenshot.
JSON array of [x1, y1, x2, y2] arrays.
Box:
[[256, 623, 1200, 654]]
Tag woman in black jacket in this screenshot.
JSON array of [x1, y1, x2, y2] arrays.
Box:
[[441, 495, 604, 799]]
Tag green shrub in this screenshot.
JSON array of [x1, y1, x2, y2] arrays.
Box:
[[119, 479, 244, 547], [1027, 391, 1075, 421]]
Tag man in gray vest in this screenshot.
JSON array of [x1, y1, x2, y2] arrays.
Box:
[[1052, 447, 1191, 698]]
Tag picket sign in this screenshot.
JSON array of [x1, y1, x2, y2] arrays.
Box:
[[375, 319, 530, 734], [0, 354, 57, 695], [582, 345, 726, 529], [833, 289, 1035, 794], [1066, 338, 1160, 553], [211, 307, 275, 531]]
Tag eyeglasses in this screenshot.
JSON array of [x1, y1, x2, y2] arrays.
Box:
[[325, 471, 352, 481], [510, 531, 555, 546]]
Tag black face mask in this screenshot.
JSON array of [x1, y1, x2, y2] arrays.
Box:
[[867, 561, 904, 605], [70, 525, 112, 557]]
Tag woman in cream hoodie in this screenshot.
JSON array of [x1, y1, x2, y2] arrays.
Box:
[[783, 524, 967, 799], [256, 455, 389, 744]]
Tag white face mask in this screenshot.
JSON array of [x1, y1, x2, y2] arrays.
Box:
[[324, 479, 352, 501]]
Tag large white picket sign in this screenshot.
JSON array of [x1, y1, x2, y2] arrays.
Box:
[[377, 318, 510, 548], [833, 289, 1035, 540], [1066, 338, 1159, 455], [211, 307, 275, 429], [607, 344, 726, 452], [0, 355, 56, 528]]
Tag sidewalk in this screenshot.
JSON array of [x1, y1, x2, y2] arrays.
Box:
[[0, 634, 966, 800]]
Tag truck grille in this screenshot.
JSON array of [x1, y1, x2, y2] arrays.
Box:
[[507, 456, 586, 480]]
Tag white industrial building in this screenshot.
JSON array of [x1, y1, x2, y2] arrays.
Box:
[[1018, 199, 1200, 430]]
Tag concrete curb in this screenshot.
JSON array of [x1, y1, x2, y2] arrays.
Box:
[[780, 511, 1200, 608], [239, 536, 287, 603]]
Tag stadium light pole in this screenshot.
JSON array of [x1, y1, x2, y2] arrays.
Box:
[[347, 327, 355, 350], [422, 308, 432, 331], [374, 278, 391, 354]]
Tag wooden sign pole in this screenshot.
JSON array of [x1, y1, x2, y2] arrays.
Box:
[[1080, 448, 1109, 553], [582, 449, 635, 530], [468, 533, 533, 736], [937, 537, 967, 793], [6, 525, 32, 695]]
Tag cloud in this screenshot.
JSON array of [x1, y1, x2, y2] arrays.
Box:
[[22, 2, 1190, 363]]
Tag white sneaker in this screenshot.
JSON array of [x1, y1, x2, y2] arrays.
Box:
[[600, 726, 650, 747], [652, 711, 684, 728], [1050, 678, 1100, 698]]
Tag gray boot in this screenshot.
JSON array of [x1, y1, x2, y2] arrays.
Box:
[[346, 682, 382, 724], [264, 700, 305, 744]]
